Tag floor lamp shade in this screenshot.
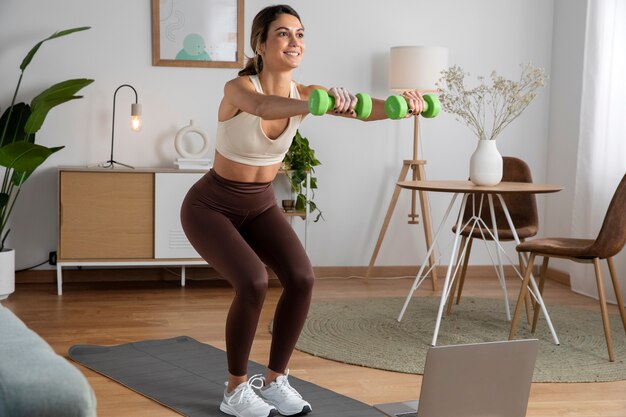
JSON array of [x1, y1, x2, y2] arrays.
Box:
[[389, 46, 448, 91]]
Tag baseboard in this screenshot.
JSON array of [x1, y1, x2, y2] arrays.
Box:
[[540, 266, 571, 286], [16, 264, 570, 285]]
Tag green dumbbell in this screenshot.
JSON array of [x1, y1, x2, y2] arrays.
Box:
[[384, 94, 441, 119], [308, 89, 373, 120]]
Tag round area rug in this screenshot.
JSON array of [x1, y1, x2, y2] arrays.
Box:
[[283, 297, 626, 383]]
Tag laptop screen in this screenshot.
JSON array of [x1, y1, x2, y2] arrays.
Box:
[[374, 339, 539, 417], [417, 339, 539, 417]]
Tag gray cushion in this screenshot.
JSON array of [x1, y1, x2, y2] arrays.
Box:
[[0, 303, 97, 417]]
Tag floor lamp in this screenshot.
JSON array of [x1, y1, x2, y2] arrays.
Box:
[[366, 46, 448, 290]]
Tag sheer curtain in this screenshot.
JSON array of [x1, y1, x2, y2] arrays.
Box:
[[571, 0, 626, 301]]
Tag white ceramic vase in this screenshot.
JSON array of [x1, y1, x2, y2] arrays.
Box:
[[469, 139, 503, 186], [0, 248, 15, 300]]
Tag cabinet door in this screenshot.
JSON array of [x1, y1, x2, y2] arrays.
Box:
[[154, 172, 205, 259], [59, 171, 154, 260]]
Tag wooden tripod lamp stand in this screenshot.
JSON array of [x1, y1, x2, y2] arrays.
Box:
[[367, 46, 448, 290]]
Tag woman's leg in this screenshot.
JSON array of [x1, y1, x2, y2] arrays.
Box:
[[241, 205, 315, 375], [181, 201, 268, 381]]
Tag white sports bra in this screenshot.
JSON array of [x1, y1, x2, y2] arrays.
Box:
[[215, 75, 303, 166]]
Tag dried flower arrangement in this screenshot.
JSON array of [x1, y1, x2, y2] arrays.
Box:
[[436, 63, 546, 140]]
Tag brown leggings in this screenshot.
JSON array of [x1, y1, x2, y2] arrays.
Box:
[[180, 169, 314, 376]]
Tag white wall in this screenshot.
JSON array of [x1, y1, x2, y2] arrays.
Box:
[[1, 0, 555, 270], [543, 0, 587, 274]]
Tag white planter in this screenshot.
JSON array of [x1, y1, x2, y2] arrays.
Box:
[[469, 140, 503, 186], [0, 248, 15, 300]]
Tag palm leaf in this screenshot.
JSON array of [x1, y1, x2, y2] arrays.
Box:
[[25, 78, 94, 134], [0, 142, 63, 172], [0, 103, 35, 146], [20, 27, 91, 71]]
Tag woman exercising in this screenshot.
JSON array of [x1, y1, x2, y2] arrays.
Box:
[[180, 5, 426, 417]]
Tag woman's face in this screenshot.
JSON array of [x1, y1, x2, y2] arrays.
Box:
[[259, 13, 305, 71]]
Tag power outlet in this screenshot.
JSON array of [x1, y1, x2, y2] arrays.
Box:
[[48, 251, 57, 266]]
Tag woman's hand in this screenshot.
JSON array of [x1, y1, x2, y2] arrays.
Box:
[[401, 90, 426, 118], [328, 87, 358, 117]]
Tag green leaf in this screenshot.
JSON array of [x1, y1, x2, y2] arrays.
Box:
[[296, 194, 306, 210], [11, 170, 30, 187], [0, 103, 35, 146], [11, 146, 63, 186], [20, 27, 91, 71], [0, 141, 63, 172], [291, 170, 307, 185], [0, 193, 9, 210], [25, 78, 94, 134]]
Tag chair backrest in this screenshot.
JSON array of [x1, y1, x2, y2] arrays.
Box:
[[588, 173, 626, 259], [461, 157, 538, 234]]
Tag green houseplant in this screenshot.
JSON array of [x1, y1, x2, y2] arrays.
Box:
[[283, 130, 323, 222], [0, 27, 94, 299]]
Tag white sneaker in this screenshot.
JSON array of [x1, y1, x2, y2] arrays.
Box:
[[258, 370, 312, 416], [220, 375, 278, 417]]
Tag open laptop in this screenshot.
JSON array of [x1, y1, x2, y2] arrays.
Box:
[[374, 339, 539, 417]]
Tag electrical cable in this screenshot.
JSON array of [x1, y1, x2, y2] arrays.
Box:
[[16, 260, 49, 273]]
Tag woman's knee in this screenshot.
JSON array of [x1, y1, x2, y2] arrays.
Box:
[[233, 268, 269, 304], [284, 265, 315, 295]]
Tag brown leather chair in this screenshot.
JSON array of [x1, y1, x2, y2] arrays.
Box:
[[446, 157, 538, 315], [509, 173, 626, 361]]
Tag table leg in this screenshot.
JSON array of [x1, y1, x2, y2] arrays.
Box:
[[497, 194, 560, 345], [397, 193, 460, 322], [431, 194, 469, 346], [488, 194, 511, 321]]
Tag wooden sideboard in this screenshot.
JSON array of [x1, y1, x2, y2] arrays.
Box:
[[56, 167, 308, 295]]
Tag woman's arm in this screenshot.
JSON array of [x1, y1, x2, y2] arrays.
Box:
[[220, 76, 309, 121]]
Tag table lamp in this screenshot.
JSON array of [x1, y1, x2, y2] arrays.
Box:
[[101, 84, 142, 169]]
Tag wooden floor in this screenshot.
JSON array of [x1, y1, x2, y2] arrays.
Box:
[[3, 272, 626, 417]]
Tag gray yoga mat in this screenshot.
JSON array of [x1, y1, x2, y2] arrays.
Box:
[[68, 336, 382, 417]]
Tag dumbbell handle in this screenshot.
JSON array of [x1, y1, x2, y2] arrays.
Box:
[[384, 94, 440, 119], [308, 89, 373, 120]]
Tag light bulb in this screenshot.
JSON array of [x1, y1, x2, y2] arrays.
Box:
[[131, 115, 142, 131], [131, 103, 142, 132]]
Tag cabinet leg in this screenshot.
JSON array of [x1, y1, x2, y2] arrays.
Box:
[[56, 264, 63, 295], [181, 266, 186, 287]]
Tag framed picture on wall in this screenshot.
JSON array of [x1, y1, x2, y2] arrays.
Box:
[[151, 0, 244, 68]]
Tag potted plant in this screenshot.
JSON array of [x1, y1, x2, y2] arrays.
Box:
[[437, 63, 546, 185], [0, 27, 94, 299], [283, 130, 323, 222]]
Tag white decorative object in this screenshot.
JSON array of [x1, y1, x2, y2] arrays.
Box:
[[174, 120, 211, 162], [0, 248, 15, 300], [469, 140, 503, 186]]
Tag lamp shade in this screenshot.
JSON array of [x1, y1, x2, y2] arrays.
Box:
[[389, 46, 448, 91]]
